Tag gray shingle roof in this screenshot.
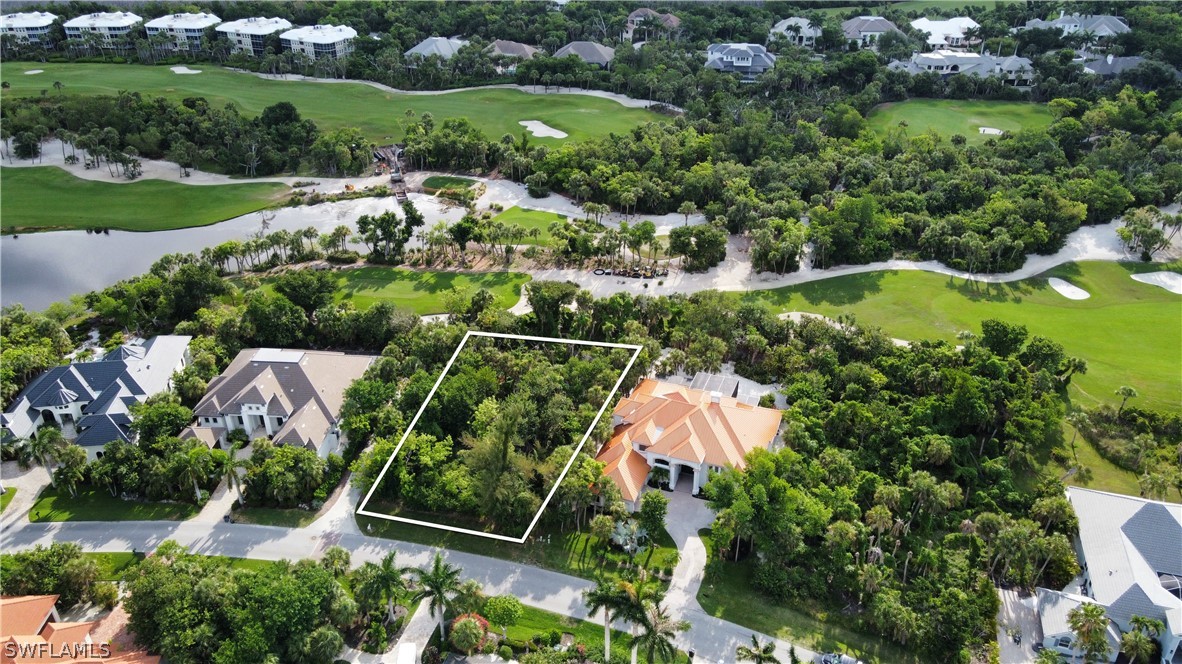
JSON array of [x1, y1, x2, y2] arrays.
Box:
[[405, 36, 468, 60], [704, 43, 777, 76], [554, 41, 615, 66], [1083, 55, 1145, 77], [841, 16, 900, 41], [487, 39, 538, 59], [1121, 502, 1182, 577]]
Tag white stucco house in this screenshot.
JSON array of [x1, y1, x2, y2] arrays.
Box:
[[595, 378, 782, 510], [181, 348, 374, 458], [769, 17, 822, 49], [1035, 489, 1182, 664], [1, 336, 192, 460], [910, 17, 980, 51]]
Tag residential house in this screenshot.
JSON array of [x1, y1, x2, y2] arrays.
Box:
[[1036, 589, 1122, 662], [841, 16, 901, 50], [624, 8, 680, 40], [215, 17, 292, 56], [888, 50, 1033, 86], [553, 41, 615, 68], [486, 39, 539, 73], [1, 336, 192, 460], [280, 24, 356, 60], [0, 12, 58, 44], [182, 348, 374, 457], [704, 43, 777, 80], [1, 594, 159, 664], [1016, 12, 1131, 39], [910, 17, 980, 51], [1033, 489, 1182, 663], [594, 378, 783, 510], [769, 17, 822, 49], [144, 12, 221, 51], [404, 36, 468, 62], [63, 12, 142, 46], [1082, 54, 1150, 78]]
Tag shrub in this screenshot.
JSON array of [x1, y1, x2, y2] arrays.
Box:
[[89, 581, 119, 609], [326, 250, 360, 264], [499, 645, 514, 659]]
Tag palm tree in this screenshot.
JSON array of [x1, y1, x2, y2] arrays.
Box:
[[1067, 602, 1112, 664], [1115, 386, 1138, 416], [54, 445, 88, 498], [219, 445, 250, 506], [736, 634, 780, 664], [634, 603, 689, 664], [584, 580, 626, 658], [413, 553, 461, 641], [26, 427, 68, 486], [616, 574, 661, 664], [377, 551, 410, 624], [177, 447, 211, 503], [1120, 629, 1155, 664], [1065, 411, 1090, 464], [321, 545, 351, 578], [303, 624, 344, 664]]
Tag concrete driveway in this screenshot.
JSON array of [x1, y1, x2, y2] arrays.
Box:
[[997, 587, 1041, 664]]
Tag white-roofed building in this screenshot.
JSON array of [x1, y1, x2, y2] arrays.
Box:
[[145, 12, 220, 51], [1032, 488, 1182, 664], [404, 36, 468, 61], [910, 17, 980, 50], [1015, 12, 1130, 39], [1036, 589, 1122, 661], [769, 17, 822, 49], [888, 50, 1033, 86], [216, 17, 292, 56], [63, 11, 142, 46], [0, 12, 58, 44], [280, 24, 356, 60]]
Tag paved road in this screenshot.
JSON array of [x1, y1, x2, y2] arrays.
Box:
[[0, 474, 813, 664]]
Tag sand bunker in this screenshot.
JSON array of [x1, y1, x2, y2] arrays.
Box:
[[1131, 271, 1182, 295], [170, 66, 202, 75], [518, 120, 568, 139], [1048, 277, 1090, 300], [24, 69, 43, 75], [978, 127, 1005, 135]]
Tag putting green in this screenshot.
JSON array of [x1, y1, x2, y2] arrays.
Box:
[[867, 99, 1052, 145], [0, 62, 665, 144], [742, 261, 1181, 411], [0, 167, 288, 232], [491, 206, 568, 246]]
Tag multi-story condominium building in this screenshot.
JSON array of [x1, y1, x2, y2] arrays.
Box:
[[215, 17, 292, 56], [63, 11, 142, 46], [279, 24, 356, 60], [0, 11, 58, 44], [144, 12, 221, 51]]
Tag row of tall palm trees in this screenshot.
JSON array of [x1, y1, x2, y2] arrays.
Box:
[[583, 570, 690, 664]]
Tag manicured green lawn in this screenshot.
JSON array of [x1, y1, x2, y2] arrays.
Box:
[[491, 206, 568, 246], [866, 99, 1052, 145], [0, 167, 288, 233], [422, 175, 476, 190], [697, 530, 924, 664], [231, 506, 319, 528], [742, 262, 1182, 411], [331, 266, 530, 313], [83, 552, 145, 580], [359, 512, 679, 584], [0, 62, 665, 144], [1027, 422, 1144, 497], [30, 487, 198, 522], [0, 488, 15, 513], [503, 605, 689, 663]]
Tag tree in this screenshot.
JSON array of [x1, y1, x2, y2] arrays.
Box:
[[177, 446, 212, 503], [1120, 629, 1155, 664], [677, 201, 697, 226], [450, 614, 486, 655], [638, 491, 669, 540], [320, 546, 351, 578], [584, 580, 625, 658], [635, 603, 689, 664], [736, 634, 780, 664], [274, 270, 338, 317], [219, 445, 249, 506], [414, 553, 461, 641], [375, 551, 409, 624], [1115, 386, 1139, 416], [53, 444, 87, 498], [484, 595, 523, 638], [25, 428, 68, 486], [301, 624, 344, 664], [1068, 602, 1112, 664]]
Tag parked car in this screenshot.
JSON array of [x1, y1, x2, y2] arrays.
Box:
[[818, 655, 863, 664]]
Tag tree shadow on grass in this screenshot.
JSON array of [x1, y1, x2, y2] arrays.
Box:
[[943, 274, 1034, 304]]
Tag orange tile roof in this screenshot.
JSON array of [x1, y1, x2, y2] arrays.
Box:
[[0, 596, 58, 639], [597, 431, 654, 503], [598, 378, 782, 472]]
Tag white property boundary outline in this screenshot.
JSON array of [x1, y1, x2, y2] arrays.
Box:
[[356, 330, 643, 544]]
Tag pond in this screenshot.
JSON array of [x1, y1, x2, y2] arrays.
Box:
[[0, 194, 463, 310]]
